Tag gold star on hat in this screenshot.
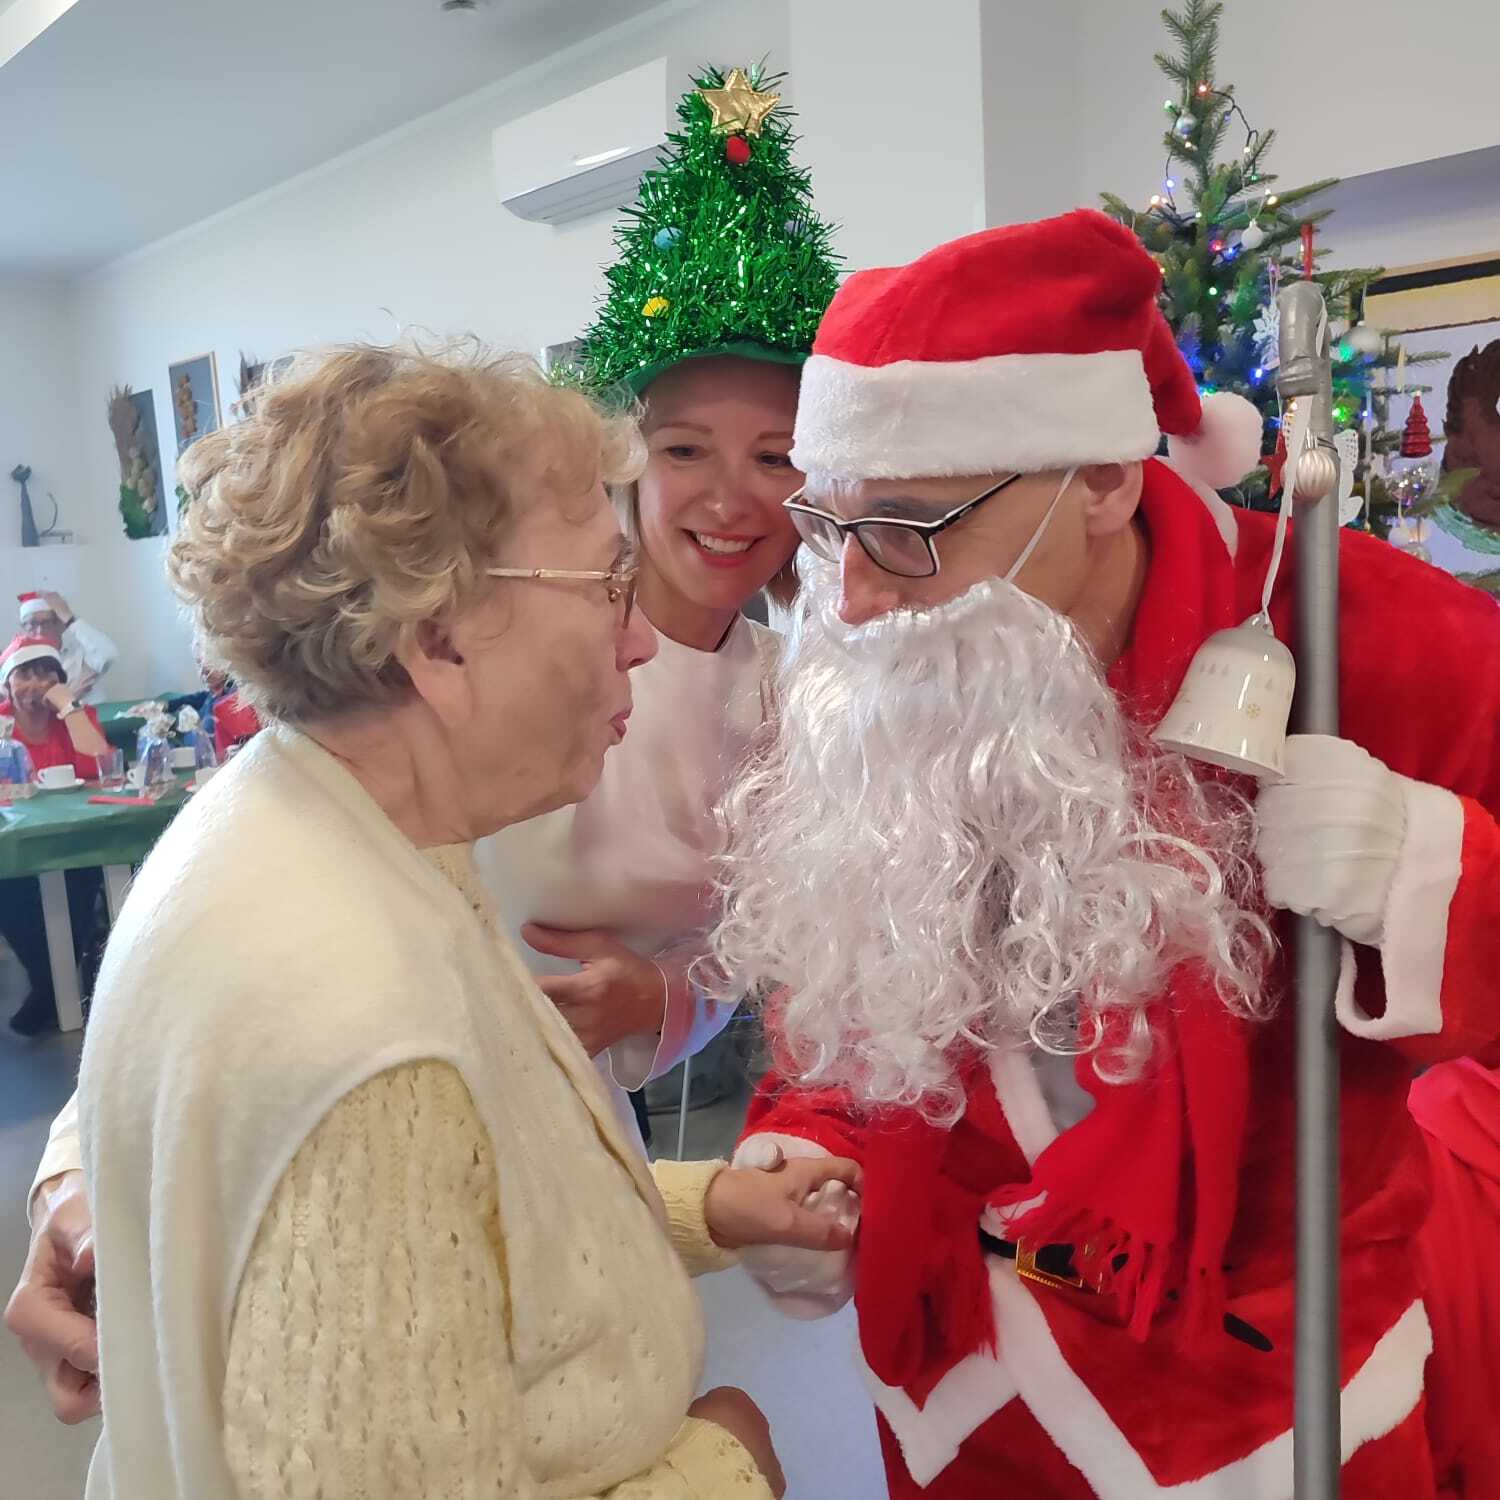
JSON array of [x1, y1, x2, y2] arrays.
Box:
[[696, 67, 780, 137]]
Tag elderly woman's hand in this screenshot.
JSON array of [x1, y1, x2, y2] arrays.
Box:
[[4, 1171, 100, 1424], [703, 1154, 862, 1253], [688, 1387, 786, 1497], [522, 924, 667, 1056]]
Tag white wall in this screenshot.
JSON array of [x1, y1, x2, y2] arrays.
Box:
[[0, 276, 83, 539], [0, 274, 91, 633], [981, 0, 1084, 227], [1314, 148, 1500, 275], [63, 0, 789, 698], [790, 0, 987, 272]]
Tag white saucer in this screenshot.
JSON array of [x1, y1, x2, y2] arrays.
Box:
[[36, 776, 85, 792]]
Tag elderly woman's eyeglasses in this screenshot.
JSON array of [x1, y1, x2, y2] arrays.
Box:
[[783, 474, 1023, 579], [486, 559, 639, 627]]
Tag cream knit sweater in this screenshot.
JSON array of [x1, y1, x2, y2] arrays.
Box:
[[76, 727, 770, 1500], [224, 1061, 763, 1497], [219, 845, 766, 1499]]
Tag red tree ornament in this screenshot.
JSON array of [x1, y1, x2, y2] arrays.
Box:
[[724, 134, 752, 166], [1401, 394, 1434, 459], [1266, 429, 1289, 497]]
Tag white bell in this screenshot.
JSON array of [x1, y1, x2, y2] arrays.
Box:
[[1153, 611, 1296, 780]]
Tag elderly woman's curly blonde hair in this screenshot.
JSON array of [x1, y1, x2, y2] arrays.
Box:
[[169, 341, 644, 724]]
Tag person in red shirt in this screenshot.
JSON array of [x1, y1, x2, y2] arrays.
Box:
[[0, 635, 110, 1036], [192, 650, 261, 761], [210, 692, 259, 759], [1, 636, 110, 776]]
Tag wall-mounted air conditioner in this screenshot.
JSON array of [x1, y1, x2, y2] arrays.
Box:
[[493, 56, 671, 225]]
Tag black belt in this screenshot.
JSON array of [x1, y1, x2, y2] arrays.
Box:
[[979, 1228, 1274, 1352], [979, 1228, 1091, 1292]]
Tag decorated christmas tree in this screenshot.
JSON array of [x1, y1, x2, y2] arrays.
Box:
[[1100, 0, 1447, 536], [579, 65, 841, 396]]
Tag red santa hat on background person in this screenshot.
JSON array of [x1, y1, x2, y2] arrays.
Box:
[[790, 207, 1264, 490], [1, 633, 64, 681], [17, 592, 51, 626]]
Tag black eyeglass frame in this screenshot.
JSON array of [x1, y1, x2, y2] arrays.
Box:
[[782, 472, 1024, 578]]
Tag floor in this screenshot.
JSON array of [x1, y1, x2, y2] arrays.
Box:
[[0, 1013, 97, 1499], [651, 1079, 883, 1499], [0, 967, 882, 1498]]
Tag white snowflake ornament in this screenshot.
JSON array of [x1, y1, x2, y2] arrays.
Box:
[[1334, 431, 1362, 527], [1252, 303, 1280, 369]]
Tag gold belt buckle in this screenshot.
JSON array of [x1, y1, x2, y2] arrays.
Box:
[[1014, 1240, 1088, 1293]]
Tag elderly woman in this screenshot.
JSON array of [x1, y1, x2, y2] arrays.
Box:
[[72, 345, 856, 1500]]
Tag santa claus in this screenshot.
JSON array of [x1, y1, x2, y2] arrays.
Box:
[[714, 210, 1500, 1497]]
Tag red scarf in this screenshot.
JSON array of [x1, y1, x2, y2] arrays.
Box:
[[1005, 463, 1260, 1335], [858, 462, 1268, 1389]]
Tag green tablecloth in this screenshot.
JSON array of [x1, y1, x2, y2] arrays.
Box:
[[0, 774, 192, 879]]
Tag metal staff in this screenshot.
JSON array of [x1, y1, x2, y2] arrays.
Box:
[[1276, 278, 1343, 1497]]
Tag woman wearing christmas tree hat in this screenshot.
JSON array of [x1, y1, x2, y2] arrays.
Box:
[[473, 63, 840, 1149]]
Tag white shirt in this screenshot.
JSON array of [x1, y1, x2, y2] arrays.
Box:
[[475, 613, 779, 1143], [60, 617, 118, 703]]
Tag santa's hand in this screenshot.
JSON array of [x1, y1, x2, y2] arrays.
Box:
[[729, 1137, 862, 1315], [1255, 734, 1407, 948], [523, 925, 667, 1056]]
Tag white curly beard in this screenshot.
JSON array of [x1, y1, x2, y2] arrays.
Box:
[[709, 569, 1274, 1124]]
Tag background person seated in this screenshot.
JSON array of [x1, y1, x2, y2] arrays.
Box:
[[16, 592, 118, 705], [0, 634, 110, 1037], [197, 658, 261, 759]]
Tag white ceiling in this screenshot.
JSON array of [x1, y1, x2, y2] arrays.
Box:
[[0, 0, 667, 278]]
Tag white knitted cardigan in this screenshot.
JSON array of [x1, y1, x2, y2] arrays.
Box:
[[78, 726, 705, 1499]]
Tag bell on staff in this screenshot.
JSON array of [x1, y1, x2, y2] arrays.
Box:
[[1153, 611, 1295, 780]]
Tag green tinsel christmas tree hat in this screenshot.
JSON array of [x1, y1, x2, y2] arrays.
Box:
[[578, 64, 842, 399]]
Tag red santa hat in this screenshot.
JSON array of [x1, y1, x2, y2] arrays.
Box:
[[18, 592, 50, 624], [1, 633, 64, 680], [790, 208, 1264, 489]]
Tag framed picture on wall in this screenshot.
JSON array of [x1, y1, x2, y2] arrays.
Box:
[[1367, 256, 1500, 581], [167, 352, 222, 455], [107, 385, 168, 540]]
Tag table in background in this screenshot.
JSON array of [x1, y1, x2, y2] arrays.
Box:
[[0, 774, 192, 1030]]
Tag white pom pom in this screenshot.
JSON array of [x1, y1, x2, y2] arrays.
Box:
[[1167, 391, 1265, 489]]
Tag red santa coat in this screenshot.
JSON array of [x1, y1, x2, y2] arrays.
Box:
[[739, 458, 1500, 1498]]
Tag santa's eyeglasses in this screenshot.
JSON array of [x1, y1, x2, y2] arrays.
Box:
[[783, 473, 1022, 579]]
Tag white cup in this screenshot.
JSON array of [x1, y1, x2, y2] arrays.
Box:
[[171, 745, 197, 770], [36, 764, 77, 790], [192, 765, 219, 789]]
